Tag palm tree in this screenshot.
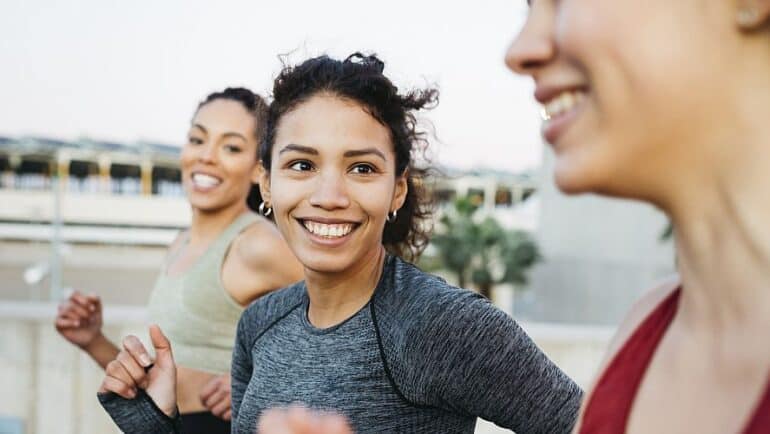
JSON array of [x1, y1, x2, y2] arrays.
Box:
[[430, 197, 541, 299]]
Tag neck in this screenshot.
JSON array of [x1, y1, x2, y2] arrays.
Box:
[[304, 246, 387, 329], [188, 202, 248, 245], [665, 111, 770, 335]]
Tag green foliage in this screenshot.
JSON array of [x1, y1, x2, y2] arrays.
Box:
[[430, 196, 541, 298]]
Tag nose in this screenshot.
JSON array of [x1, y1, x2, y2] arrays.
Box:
[[198, 142, 218, 164], [505, 3, 556, 77], [309, 171, 350, 210]]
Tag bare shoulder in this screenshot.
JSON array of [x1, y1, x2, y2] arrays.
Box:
[[231, 218, 288, 268], [572, 275, 680, 432]]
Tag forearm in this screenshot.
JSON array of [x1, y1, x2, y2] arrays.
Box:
[[82, 333, 119, 369]]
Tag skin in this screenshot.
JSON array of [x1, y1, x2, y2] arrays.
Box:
[[507, 0, 770, 432], [95, 93, 408, 431], [58, 98, 303, 420]]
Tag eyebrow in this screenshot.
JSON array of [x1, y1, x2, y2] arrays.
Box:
[[343, 148, 386, 161], [191, 124, 247, 142], [278, 144, 387, 162], [279, 144, 319, 155]]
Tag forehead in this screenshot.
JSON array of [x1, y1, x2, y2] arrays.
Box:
[[192, 99, 255, 136], [274, 94, 393, 156]]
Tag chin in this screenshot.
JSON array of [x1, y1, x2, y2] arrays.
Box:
[[297, 250, 353, 274], [552, 160, 598, 195]]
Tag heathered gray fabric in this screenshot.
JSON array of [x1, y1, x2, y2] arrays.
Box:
[[98, 390, 182, 433], [98, 255, 582, 433], [231, 255, 582, 433]]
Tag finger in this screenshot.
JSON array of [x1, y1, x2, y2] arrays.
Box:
[[199, 376, 221, 401], [122, 335, 153, 368], [54, 316, 80, 329], [58, 305, 92, 324], [100, 375, 137, 399], [148, 324, 173, 365], [116, 350, 148, 388], [222, 409, 231, 421], [209, 394, 230, 418], [70, 292, 93, 310], [257, 408, 293, 434], [86, 293, 102, 313], [60, 300, 90, 320], [204, 388, 230, 412], [105, 359, 138, 390]]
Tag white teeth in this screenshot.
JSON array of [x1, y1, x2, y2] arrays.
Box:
[[302, 221, 354, 238], [192, 173, 222, 188], [541, 91, 585, 121]]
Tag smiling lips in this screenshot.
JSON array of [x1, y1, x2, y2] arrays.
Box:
[[191, 172, 223, 189], [300, 219, 356, 239], [540, 90, 586, 122]]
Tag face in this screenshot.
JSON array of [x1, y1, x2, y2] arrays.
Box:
[[506, 0, 739, 199], [181, 99, 260, 213], [260, 94, 407, 274]]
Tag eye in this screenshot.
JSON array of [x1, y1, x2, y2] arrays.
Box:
[[350, 163, 376, 175], [188, 136, 204, 145], [224, 144, 243, 153], [289, 160, 314, 171]]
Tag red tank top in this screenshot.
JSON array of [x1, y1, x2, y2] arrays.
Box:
[[579, 288, 770, 433]]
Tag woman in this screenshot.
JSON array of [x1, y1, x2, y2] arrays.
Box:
[[96, 53, 583, 434], [506, 0, 770, 432], [55, 88, 303, 433]]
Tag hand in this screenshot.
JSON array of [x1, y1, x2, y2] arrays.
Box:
[[200, 372, 232, 421], [257, 406, 353, 434], [98, 325, 178, 417], [55, 289, 103, 348]]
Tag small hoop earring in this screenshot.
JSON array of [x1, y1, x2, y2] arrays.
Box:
[[386, 209, 397, 223], [258, 201, 273, 217]]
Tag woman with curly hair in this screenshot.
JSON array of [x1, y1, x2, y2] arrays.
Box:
[[96, 53, 582, 434]]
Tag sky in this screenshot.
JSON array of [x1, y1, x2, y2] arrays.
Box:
[[0, 0, 542, 172]]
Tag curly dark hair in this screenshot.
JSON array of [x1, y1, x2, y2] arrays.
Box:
[[261, 53, 438, 262], [196, 87, 269, 212]]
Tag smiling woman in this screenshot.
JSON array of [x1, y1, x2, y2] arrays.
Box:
[[55, 87, 303, 434], [96, 53, 583, 434]]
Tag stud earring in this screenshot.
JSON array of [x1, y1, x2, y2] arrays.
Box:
[[737, 8, 759, 27]]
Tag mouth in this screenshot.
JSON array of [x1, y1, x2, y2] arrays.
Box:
[[191, 172, 223, 190], [537, 88, 588, 145], [299, 219, 358, 239]]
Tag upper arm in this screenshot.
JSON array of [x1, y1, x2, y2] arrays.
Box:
[[230, 312, 254, 423], [403, 293, 583, 433], [222, 221, 304, 305], [571, 276, 680, 433]]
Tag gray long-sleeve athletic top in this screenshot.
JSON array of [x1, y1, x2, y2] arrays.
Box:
[[99, 255, 582, 433]]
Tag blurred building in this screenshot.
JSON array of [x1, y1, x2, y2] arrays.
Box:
[[515, 151, 676, 325], [0, 136, 189, 305]]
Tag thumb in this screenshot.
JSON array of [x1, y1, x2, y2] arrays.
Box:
[[148, 324, 174, 366]]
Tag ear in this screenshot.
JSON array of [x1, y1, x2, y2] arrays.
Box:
[[390, 171, 408, 214], [257, 163, 272, 205], [736, 0, 770, 29]]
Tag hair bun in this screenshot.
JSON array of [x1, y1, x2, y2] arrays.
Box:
[[344, 52, 385, 74]]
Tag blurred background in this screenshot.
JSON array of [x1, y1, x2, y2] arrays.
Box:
[[0, 1, 675, 433]]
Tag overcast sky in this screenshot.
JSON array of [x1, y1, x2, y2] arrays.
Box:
[[0, 0, 542, 172]]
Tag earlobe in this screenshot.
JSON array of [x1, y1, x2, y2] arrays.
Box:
[[391, 174, 409, 213]]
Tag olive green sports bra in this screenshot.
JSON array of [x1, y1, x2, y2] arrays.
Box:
[[147, 212, 258, 374]]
